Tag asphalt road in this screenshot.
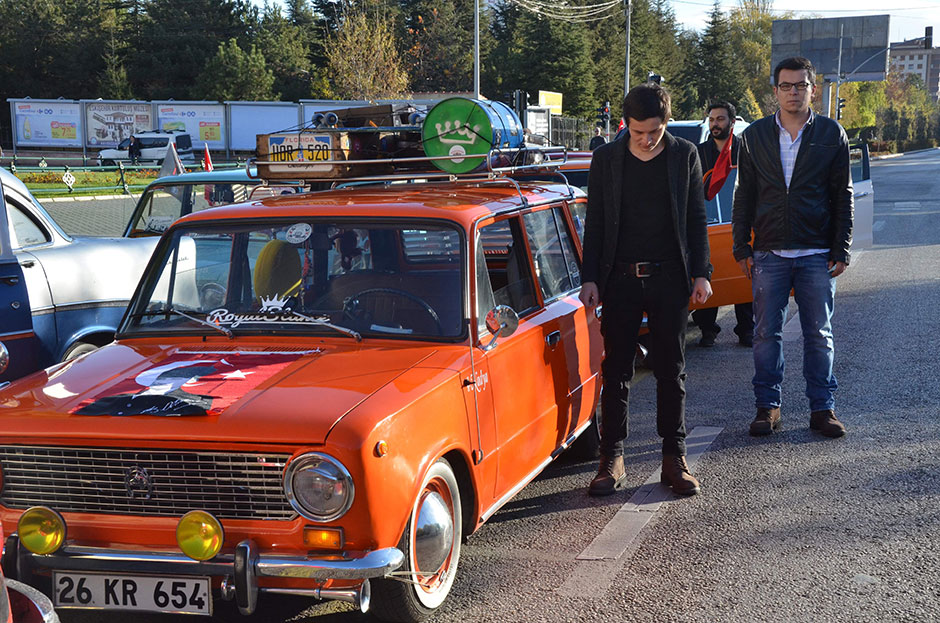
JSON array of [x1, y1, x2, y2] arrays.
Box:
[[54, 149, 940, 623]]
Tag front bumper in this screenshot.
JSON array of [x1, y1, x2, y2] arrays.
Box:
[[5, 535, 403, 615]]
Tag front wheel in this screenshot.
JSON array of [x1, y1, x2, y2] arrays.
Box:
[[371, 458, 462, 622]]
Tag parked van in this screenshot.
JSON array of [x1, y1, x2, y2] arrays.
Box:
[[96, 130, 196, 166]]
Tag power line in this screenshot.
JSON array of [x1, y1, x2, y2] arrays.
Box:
[[508, 0, 622, 23]]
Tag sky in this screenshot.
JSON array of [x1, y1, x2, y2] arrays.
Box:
[[252, 0, 938, 45]]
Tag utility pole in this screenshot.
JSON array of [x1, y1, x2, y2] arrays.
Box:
[[624, 0, 632, 98], [474, 0, 480, 99], [834, 23, 844, 119]]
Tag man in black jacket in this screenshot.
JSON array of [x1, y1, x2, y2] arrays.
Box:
[[732, 57, 853, 438], [580, 84, 712, 497], [693, 101, 754, 347]]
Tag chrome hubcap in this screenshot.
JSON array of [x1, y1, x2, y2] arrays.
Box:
[[413, 490, 453, 577]]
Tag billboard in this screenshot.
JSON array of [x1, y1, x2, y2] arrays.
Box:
[[85, 101, 154, 147], [227, 102, 301, 151], [11, 100, 83, 148], [154, 102, 226, 149], [771, 15, 890, 82]]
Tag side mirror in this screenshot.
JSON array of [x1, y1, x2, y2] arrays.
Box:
[[482, 305, 519, 351], [0, 341, 8, 376]]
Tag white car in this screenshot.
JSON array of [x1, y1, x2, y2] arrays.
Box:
[[96, 131, 196, 166]]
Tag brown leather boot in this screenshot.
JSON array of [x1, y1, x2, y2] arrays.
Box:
[[810, 409, 846, 438], [588, 455, 626, 496], [661, 454, 700, 496], [749, 406, 781, 436]]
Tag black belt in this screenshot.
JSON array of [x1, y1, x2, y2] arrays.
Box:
[[614, 259, 678, 278]]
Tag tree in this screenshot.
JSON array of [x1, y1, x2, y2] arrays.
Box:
[[255, 4, 316, 101], [195, 38, 276, 101], [729, 0, 793, 117], [99, 38, 135, 100], [326, 6, 409, 100], [406, 2, 472, 93], [691, 1, 749, 118]]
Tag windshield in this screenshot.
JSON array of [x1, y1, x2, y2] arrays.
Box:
[[126, 182, 299, 236], [123, 219, 466, 339], [667, 125, 703, 144]]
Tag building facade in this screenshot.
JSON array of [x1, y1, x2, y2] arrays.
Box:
[[889, 36, 940, 100]]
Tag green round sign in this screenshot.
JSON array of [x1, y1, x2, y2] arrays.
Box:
[[423, 98, 497, 174]]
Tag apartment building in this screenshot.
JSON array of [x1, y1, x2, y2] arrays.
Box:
[[889, 35, 940, 100]]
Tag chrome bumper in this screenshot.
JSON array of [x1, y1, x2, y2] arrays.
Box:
[[5, 536, 403, 615]]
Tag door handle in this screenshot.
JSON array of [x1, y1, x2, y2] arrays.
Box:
[[546, 330, 561, 348], [0, 275, 20, 286]]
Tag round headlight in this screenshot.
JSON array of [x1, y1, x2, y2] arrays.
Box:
[[176, 511, 224, 561], [18, 506, 66, 555], [284, 453, 354, 522]]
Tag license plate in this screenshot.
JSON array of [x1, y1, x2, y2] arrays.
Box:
[[53, 571, 211, 615]]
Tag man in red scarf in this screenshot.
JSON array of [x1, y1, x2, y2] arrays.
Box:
[[693, 101, 754, 347]]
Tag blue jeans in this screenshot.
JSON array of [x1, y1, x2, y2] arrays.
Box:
[[751, 251, 837, 412]]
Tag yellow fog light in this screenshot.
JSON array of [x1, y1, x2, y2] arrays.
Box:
[[176, 511, 224, 561], [18, 506, 66, 555]]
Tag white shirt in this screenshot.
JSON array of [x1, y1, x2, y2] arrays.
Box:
[[773, 110, 827, 259]]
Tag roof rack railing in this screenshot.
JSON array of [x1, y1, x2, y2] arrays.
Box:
[[246, 145, 569, 183]]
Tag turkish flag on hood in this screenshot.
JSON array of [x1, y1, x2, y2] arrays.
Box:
[[705, 134, 733, 201]]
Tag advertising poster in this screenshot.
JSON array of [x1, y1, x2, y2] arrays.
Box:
[[12, 100, 83, 148], [228, 103, 300, 151], [85, 102, 153, 147], [155, 103, 226, 149]]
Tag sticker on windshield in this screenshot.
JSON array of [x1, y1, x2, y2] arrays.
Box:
[[285, 222, 312, 244], [206, 293, 330, 328], [145, 215, 175, 233]]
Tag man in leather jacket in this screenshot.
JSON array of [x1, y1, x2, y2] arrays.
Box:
[[731, 56, 853, 439], [580, 83, 712, 497]]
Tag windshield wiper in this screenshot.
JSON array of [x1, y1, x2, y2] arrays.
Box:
[[290, 310, 362, 342], [148, 307, 235, 340]]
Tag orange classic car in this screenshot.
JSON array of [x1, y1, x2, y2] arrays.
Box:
[[0, 177, 602, 621]]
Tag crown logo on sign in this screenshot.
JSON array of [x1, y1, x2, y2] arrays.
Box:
[[259, 293, 289, 312], [435, 120, 480, 146]]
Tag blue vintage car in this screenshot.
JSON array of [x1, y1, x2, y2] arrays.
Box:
[[0, 168, 159, 384]]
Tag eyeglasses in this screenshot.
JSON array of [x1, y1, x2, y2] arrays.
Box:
[[777, 82, 811, 92]]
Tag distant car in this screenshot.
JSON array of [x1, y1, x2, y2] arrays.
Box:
[[0, 167, 159, 383], [123, 168, 307, 238], [96, 130, 196, 166]]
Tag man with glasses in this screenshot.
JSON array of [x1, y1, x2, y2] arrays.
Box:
[[732, 56, 853, 438]]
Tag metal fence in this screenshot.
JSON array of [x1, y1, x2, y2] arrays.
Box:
[[551, 116, 594, 151]]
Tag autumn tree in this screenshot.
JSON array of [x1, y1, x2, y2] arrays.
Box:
[[326, 6, 409, 100]]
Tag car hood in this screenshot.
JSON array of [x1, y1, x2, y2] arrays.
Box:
[[0, 341, 446, 445]]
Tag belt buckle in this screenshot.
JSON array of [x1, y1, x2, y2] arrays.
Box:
[[634, 262, 653, 278]]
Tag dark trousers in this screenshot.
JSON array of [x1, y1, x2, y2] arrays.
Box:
[[599, 266, 689, 458], [692, 303, 754, 338]]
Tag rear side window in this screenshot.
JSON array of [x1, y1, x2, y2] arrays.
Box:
[[6, 198, 50, 248]]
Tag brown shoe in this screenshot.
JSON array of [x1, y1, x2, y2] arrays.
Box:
[[810, 409, 846, 438], [661, 454, 700, 496], [588, 455, 626, 496], [749, 407, 781, 436]]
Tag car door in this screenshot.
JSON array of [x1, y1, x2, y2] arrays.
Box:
[[471, 213, 576, 498], [0, 181, 40, 383], [5, 193, 58, 369], [521, 204, 600, 442]]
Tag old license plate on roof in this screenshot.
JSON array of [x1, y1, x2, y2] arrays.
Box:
[[261, 132, 334, 176], [53, 571, 211, 615]]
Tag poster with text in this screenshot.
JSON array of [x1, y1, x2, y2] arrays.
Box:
[[12, 101, 83, 148], [155, 103, 226, 149], [85, 102, 153, 147]]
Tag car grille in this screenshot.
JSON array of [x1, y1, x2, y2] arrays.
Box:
[[0, 445, 296, 521]]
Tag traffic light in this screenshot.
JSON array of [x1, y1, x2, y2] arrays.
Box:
[[836, 97, 846, 121], [597, 101, 611, 123], [512, 89, 530, 118]]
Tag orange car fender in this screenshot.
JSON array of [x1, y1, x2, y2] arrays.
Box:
[[323, 367, 477, 550]]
